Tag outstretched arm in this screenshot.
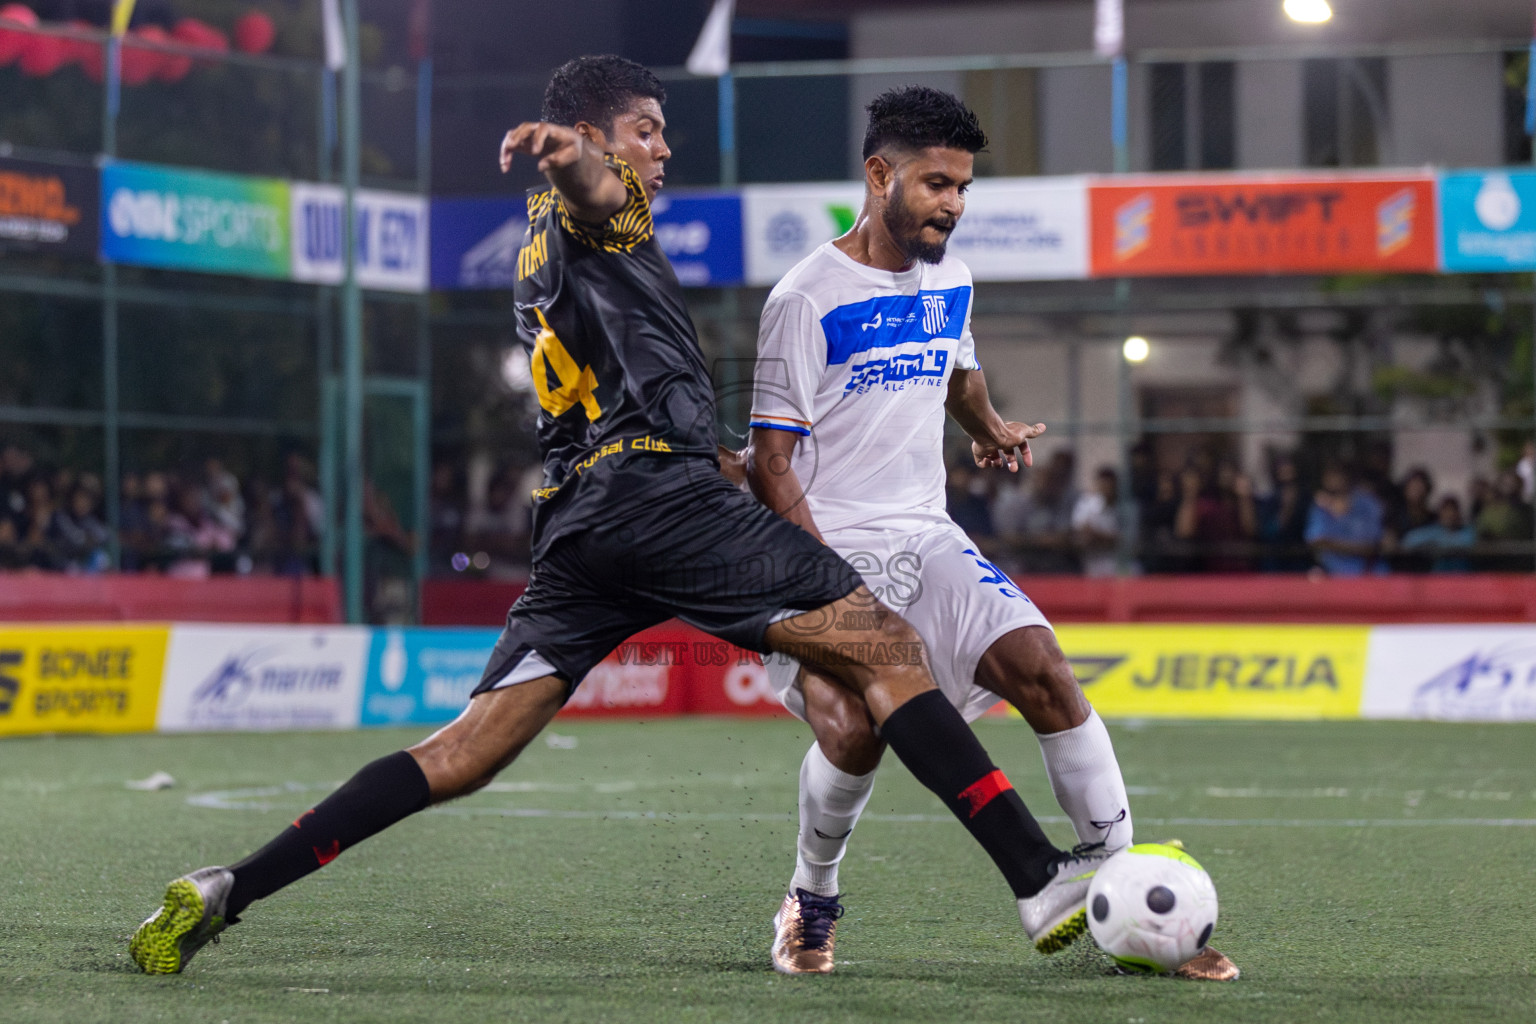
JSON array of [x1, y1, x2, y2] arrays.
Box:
[[745, 426, 825, 544], [945, 367, 1045, 473], [499, 121, 628, 224]]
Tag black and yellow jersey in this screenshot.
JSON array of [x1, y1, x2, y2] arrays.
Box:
[[513, 154, 719, 560]]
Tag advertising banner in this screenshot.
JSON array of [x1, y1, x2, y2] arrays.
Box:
[[100, 161, 291, 278], [0, 625, 167, 736], [362, 627, 498, 726], [1438, 170, 1536, 272], [1362, 625, 1536, 721], [948, 177, 1089, 281], [429, 191, 742, 290], [742, 182, 865, 286], [649, 192, 743, 285], [158, 625, 368, 732], [558, 626, 689, 717], [1052, 624, 1370, 719], [1088, 174, 1437, 277], [430, 195, 527, 290], [290, 183, 429, 292], [0, 157, 98, 257]]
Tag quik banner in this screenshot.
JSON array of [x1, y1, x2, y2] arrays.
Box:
[[100, 161, 291, 278], [0, 625, 167, 735], [0, 157, 98, 256], [1089, 174, 1437, 277], [290, 183, 429, 291]]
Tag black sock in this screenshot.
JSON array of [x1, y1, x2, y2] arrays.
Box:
[[226, 750, 432, 917], [880, 690, 1059, 898]]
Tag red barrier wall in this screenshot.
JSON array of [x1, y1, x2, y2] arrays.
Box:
[[0, 574, 342, 623], [424, 574, 1536, 627]]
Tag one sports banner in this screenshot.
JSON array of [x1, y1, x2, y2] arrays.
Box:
[[1048, 624, 1370, 719], [1088, 173, 1438, 277], [1438, 170, 1536, 272], [362, 627, 498, 726], [290, 183, 429, 292], [429, 191, 744, 290], [100, 161, 291, 278], [0, 625, 167, 736], [0, 156, 99, 257]]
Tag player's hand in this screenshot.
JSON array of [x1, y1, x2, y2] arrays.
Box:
[[972, 421, 1045, 472], [717, 444, 748, 486], [500, 122, 587, 174]]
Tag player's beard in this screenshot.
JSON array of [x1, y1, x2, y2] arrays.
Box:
[[883, 179, 956, 265]]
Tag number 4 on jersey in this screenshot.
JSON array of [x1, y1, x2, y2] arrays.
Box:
[[531, 308, 602, 422]]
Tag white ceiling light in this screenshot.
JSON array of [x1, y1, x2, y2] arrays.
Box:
[[1122, 335, 1150, 363], [1284, 0, 1333, 24]]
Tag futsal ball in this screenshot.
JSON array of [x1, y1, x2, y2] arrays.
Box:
[[1086, 843, 1219, 974]]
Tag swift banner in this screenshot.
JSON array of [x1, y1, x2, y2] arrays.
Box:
[[1050, 624, 1370, 719], [100, 162, 291, 278], [1438, 171, 1536, 272], [0, 157, 98, 256], [1089, 174, 1437, 277], [0, 625, 167, 736]]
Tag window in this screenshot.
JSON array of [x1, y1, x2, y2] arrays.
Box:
[[1303, 58, 1388, 167], [1149, 62, 1235, 172]]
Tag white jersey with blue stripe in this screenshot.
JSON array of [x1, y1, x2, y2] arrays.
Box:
[[749, 240, 979, 534]]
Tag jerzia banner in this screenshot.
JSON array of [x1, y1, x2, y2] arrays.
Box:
[[0, 157, 98, 257]]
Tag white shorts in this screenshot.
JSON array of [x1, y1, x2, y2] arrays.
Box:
[[765, 518, 1054, 724]]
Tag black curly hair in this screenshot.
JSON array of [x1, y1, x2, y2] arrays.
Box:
[[862, 85, 988, 160], [541, 55, 667, 134]]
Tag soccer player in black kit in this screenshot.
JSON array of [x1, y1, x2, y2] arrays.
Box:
[[128, 55, 1109, 975]]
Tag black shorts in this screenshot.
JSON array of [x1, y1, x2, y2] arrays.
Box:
[[473, 460, 862, 701]]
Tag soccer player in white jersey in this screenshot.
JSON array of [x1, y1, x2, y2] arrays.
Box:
[[744, 86, 1238, 982]]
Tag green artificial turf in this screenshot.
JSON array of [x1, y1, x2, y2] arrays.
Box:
[[1, 717, 1532, 1023]]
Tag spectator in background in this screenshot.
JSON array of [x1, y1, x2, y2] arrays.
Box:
[[1468, 475, 1493, 522], [117, 472, 149, 571], [1401, 496, 1475, 573], [945, 463, 995, 545], [1305, 463, 1384, 576], [1175, 460, 1257, 572], [1474, 468, 1534, 571], [0, 517, 22, 570], [1386, 468, 1434, 541], [19, 477, 59, 570], [429, 462, 466, 575], [1072, 466, 1132, 577], [49, 484, 110, 573], [204, 458, 246, 539], [994, 448, 1078, 573], [1518, 440, 1535, 504], [1, 443, 34, 533], [464, 466, 532, 578], [1256, 452, 1309, 571]]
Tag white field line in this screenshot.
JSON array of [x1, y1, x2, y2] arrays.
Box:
[[422, 806, 1536, 827]]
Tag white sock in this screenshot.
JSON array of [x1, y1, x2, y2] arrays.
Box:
[[1036, 709, 1134, 851], [788, 742, 877, 897]]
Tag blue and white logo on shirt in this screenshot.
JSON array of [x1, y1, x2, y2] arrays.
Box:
[[821, 285, 971, 394]]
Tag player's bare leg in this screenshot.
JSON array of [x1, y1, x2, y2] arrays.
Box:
[[129, 677, 567, 974], [764, 588, 1104, 968]]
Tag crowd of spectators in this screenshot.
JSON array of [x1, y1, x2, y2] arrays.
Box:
[[10, 435, 1536, 579], [949, 442, 1536, 577], [0, 443, 324, 576]]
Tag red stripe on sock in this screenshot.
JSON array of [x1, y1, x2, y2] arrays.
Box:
[[958, 769, 1013, 818]]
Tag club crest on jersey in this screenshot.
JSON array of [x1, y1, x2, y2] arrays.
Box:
[[921, 294, 949, 335]]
